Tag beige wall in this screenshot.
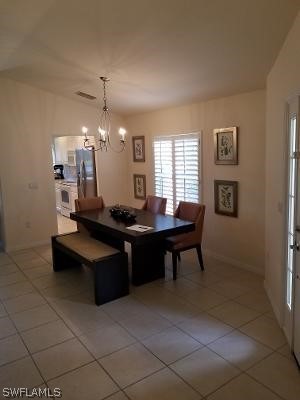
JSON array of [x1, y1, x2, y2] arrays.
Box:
[[265, 11, 300, 337], [0, 78, 129, 251], [126, 90, 266, 274]]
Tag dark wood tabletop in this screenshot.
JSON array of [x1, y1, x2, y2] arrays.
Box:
[[70, 206, 195, 245], [70, 206, 195, 285]]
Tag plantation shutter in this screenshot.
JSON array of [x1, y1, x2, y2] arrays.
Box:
[[154, 133, 200, 215]]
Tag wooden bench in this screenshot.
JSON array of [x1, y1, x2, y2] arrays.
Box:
[[52, 232, 129, 305]]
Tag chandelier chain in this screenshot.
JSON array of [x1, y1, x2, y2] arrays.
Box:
[[102, 79, 108, 111]]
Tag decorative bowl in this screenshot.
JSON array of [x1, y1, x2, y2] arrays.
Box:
[[109, 206, 136, 221]]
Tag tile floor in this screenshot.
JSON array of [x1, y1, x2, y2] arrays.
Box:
[[57, 213, 77, 235], [0, 246, 299, 400]]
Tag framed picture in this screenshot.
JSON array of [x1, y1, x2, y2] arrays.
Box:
[[214, 180, 238, 217], [133, 174, 146, 200], [132, 136, 145, 162], [214, 127, 238, 165]]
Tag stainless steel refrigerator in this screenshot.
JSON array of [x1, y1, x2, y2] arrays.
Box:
[[76, 149, 97, 198]]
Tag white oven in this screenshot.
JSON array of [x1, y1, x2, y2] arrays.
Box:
[[60, 182, 78, 217]]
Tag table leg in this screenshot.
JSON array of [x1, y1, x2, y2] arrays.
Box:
[[131, 241, 165, 285]]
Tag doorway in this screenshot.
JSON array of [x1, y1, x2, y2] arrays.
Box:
[[285, 95, 300, 366], [52, 135, 97, 234]]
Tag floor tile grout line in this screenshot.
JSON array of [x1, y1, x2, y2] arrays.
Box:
[[2, 297, 48, 317], [97, 360, 166, 393], [43, 360, 98, 385], [201, 339, 277, 375], [0, 271, 99, 387], [102, 389, 131, 400], [166, 360, 220, 398], [129, 292, 204, 325], [82, 291, 221, 395], [168, 327, 290, 399], [12, 283, 109, 387], [243, 368, 289, 400], [235, 325, 285, 352], [95, 304, 229, 397], [200, 316, 280, 353], [124, 283, 272, 345], [0, 309, 47, 389], [1, 284, 279, 353], [0, 354, 31, 370], [130, 279, 267, 320], [0, 287, 36, 302], [23, 274, 129, 392], [173, 322, 235, 347], [1, 248, 294, 399], [3, 287, 283, 399], [21, 335, 76, 356], [7, 313, 60, 334], [172, 326, 293, 400], [112, 289, 289, 394], [204, 305, 271, 331]]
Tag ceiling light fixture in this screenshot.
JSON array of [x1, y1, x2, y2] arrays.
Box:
[[82, 77, 126, 152]]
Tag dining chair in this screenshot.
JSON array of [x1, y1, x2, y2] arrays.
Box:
[[142, 195, 167, 215], [165, 201, 205, 280], [75, 196, 105, 234], [75, 196, 105, 212]]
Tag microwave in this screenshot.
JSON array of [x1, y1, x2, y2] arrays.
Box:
[[67, 150, 76, 166]]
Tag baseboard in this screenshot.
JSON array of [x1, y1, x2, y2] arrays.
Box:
[[264, 279, 292, 344], [203, 248, 264, 276], [5, 239, 51, 253], [263, 279, 283, 326]]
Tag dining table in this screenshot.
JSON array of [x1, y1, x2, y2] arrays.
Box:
[[70, 206, 195, 285]]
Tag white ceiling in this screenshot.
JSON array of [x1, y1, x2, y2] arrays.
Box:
[[0, 0, 299, 115]]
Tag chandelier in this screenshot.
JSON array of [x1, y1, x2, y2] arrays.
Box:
[[82, 77, 126, 152]]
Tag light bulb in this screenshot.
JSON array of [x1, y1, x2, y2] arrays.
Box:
[[119, 127, 126, 142], [98, 127, 106, 141]]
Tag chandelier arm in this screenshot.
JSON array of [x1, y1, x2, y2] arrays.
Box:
[[84, 141, 102, 152], [104, 111, 126, 153]]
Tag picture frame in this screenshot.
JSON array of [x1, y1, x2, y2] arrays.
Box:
[[132, 136, 145, 162], [214, 127, 238, 165], [214, 180, 238, 217], [133, 174, 146, 200]]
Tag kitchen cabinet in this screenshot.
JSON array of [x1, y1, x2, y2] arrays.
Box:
[[53, 136, 95, 165]]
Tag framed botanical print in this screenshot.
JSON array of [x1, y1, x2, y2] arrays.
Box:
[[133, 174, 146, 200], [132, 136, 145, 162], [214, 180, 238, 217], [214, 127, 238, 165]]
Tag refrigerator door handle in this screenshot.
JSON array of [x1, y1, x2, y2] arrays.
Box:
[[78, 160, 84, 197], [81, 160, 87, 197]]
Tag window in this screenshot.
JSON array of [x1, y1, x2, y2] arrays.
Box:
[[154, 133, 201, 215]]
